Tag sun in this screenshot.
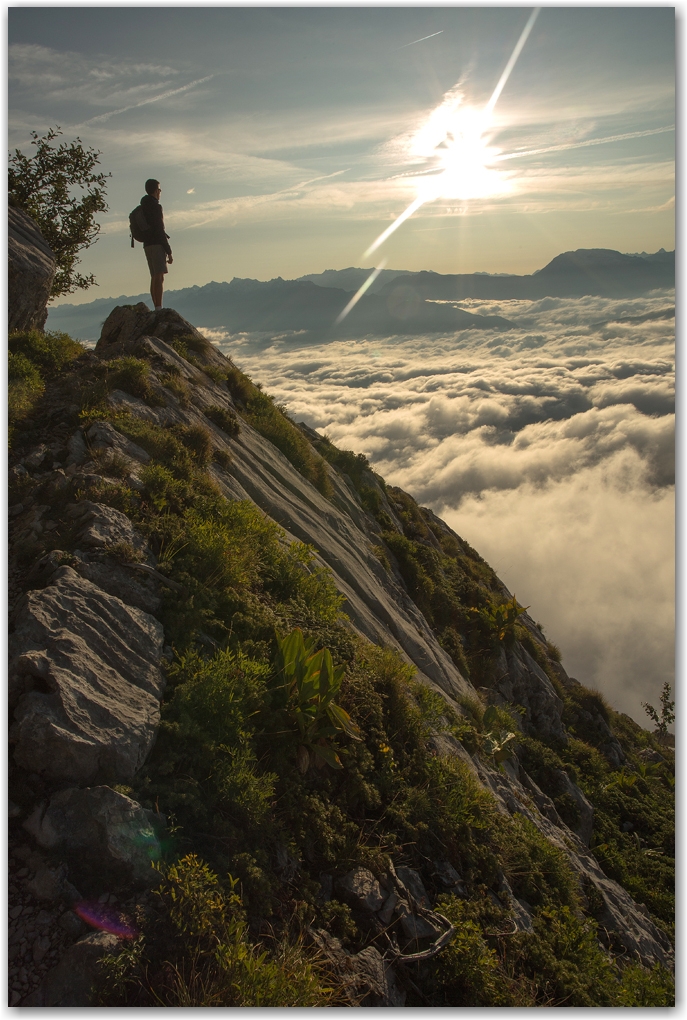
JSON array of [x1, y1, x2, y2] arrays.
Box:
[[413, 100, 511, 203]]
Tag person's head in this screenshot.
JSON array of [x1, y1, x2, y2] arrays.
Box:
[[145, 179, 161, 197]]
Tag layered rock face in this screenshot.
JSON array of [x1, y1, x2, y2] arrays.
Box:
[[8, 206, 56, 331], [8, 302, 673, 1003]]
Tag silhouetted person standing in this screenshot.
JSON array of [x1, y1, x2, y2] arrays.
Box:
[[141, 179, 173, 310]]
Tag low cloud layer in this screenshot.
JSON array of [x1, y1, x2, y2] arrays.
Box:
[[215, 292, 674, 723]]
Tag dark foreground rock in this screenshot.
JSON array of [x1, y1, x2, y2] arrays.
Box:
[[21, 931, 119, 1006], [24, 786, 163, 887]]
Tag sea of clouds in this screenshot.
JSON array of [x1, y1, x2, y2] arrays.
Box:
[[209, 291, 674, 724]]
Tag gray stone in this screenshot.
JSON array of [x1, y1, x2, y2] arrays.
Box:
[[470, 753, 673, 969], [337, 868, 386, 913], [497, 872, 533, 933], [8, 206, 56, 332], [21, 931, 119, 1007], [59, 910, 87, 936], [67, 430, 89, 466], [23, 444, 50, 470], [74, 559, 161, 615], [85, 421, 151, 465], [554, 768, 595, 846], [395, 900, 442, 940], [396, 866, 431, 908], [24, 786, 162, 886], [309, 929, 405, 1007], [492, 644, 566, 742], [25, 865, 81, 905], [432, 860, 464, 890], [377, 890, 398, 926], [68, 500, 151, 556], [10, 567, 165, 785]]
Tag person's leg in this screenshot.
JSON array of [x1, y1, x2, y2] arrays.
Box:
[[150, 273, 164, 309]]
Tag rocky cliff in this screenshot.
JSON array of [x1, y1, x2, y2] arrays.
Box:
[[8, 205, 56, 332], [8, 298, 674, 1006]]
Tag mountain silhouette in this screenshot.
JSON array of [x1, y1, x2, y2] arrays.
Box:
[[47, 247, 673, 342]]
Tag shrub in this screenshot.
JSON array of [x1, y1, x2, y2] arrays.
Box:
[[9, 329, 84, 435], [147, 497, 344, 651], [272, 628, 362, 771], [174, 424, 213, 467], [205, 405, 240, 438], [160, 372, 190, 407], [225, 365, 255, 404], [99, 854, 334, 1006]]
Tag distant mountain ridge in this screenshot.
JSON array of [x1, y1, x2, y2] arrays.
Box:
[[47, 247, 674, 342]]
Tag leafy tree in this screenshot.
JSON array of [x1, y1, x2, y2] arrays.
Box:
[[8, 127, 110, 297], [642, 682, 675, 743]]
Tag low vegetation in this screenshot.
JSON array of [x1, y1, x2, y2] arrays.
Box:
[[8, 329, 674, 1006]]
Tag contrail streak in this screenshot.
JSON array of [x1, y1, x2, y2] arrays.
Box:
[[362, 9, 540, 260], [297, 169, 350, 188], [399, 31, 444, 49], [81, 75, 214, 125], [484, 9, 540, 116], [335, 260, 387, 324], [494, 125, 674, 162]]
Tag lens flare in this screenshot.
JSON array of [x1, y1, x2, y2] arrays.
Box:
[[335, 259, 388, 323], [363, 8, 541, 260], [74, 900, 138, 939]]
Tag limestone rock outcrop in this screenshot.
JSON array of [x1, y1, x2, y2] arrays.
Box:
[[9, 566, 165, 785], [9, 205, 56, 332]]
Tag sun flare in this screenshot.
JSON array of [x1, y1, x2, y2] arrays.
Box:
[[363, 7, 540, 260], [414, 100, 510, 203]]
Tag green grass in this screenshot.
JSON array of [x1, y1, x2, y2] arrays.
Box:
[[9, 328, 84, 438]]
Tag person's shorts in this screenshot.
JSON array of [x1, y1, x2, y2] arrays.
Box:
[[144, 244, 168, 276]]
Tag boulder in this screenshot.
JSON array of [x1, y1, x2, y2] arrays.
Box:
[[309, 929, 405, 1007], [337, 868, 386, 913], [23, 786, 162, 887], [26, 864, 81, 905], [395, 900, 442, 940], [66, 501, 151, 557], [21, 930, 120, 1007], [395, 866, 431, 908], [8, 205, 56, 332], [432, 860, 467, 897], [10, 566, 165, 785]]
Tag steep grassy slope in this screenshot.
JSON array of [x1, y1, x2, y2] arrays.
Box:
[[8, 308, 674, 1006]]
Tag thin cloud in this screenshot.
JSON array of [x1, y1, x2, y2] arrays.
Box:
[[79, 74, 214, 125]]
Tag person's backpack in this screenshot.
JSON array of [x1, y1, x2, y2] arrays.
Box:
[[129, 205, 152, 247]]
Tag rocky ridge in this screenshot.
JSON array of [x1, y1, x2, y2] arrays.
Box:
[[8, 298, 673, 1004]]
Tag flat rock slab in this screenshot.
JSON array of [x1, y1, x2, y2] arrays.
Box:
[[10, 566, 165, 785]]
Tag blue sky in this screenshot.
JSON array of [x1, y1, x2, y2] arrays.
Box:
[[9, 6, 675, 303]]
